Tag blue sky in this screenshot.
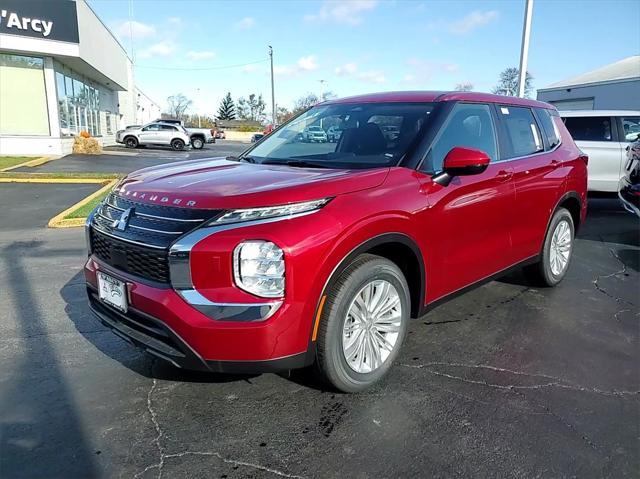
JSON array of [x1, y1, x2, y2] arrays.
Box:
[[88, 0, 640, 117]]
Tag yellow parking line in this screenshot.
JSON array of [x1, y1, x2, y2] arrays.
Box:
[[48, 179, 118, 228], [0, 177, 110, 184]]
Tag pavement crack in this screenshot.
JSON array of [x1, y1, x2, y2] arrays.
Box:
[[592, 244, 635, 306], [134, 378, 166, 479], [400, 362, 639, 398]]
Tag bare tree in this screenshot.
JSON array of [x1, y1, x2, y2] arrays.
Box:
[[292, 93, 320, 114], [166, 94, 192, 120], [454, 82, 474, 92], [492, 68, 533, 98], [237, 94, 266, 122]]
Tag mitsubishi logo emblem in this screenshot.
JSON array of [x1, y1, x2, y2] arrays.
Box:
[[112, 208, 134, 231]]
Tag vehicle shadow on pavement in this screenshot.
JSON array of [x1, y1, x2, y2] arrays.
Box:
[[0, 241, 98, 477], [61, 271, 265, 385]]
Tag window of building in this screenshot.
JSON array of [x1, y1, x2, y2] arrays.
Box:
[[0, 54, 49, 135], [563, 116, 612, 142], [535, 108, 561, 149], [425, 103, 497, 173], [54, 67, 104, 137], [499, 106, 544, 158]]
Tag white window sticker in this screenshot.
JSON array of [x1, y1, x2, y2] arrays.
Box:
[[501, 107, 510, 115]]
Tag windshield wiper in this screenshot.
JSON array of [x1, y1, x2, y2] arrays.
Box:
[[262, 159, 328, 168], [227, 155, 256, 163]]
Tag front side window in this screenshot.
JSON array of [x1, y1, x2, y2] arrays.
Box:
[[563, 116, 612, 142], [621, 116, 640, 142], [424, 103, 497, 173], [499, 106, 544, 158], [245, 102, 435, 169]]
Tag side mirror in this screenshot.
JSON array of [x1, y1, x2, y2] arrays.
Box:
[[433, 147, 491, 186]]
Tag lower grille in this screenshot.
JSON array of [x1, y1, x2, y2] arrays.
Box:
[[90, 229, 170, 283]]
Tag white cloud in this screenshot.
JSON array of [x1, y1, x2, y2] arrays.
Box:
[[274, 65, 296, 76], [305, 0, 378, 25], [297, 55, 318, 71], [234, 17, 256, 29], [186, 50, 216, 61], [403, 58, 459, 85], [137, 41, 176, 59], [357, 70, 386, 84], [335, 62, 358, 76], [114, 20, 156, 39], [241, 64, 259, 73], [167, 16, 182, 26], [448, 10, 499, 34]]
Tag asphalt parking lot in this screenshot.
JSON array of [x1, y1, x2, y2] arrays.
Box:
[[13, 141, 248, 174], [0, 166, 638, 477]]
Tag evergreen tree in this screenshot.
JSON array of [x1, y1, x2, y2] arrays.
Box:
[[492, 67, 533, 98], [217, 92, 236, 120]]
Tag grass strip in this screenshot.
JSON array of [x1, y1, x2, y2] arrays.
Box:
[[64, 189, 111, 219], [0, 171, 120, 180], [0, 156, 33, 170]]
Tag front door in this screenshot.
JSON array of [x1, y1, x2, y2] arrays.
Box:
[[419, 102, 516, 301]]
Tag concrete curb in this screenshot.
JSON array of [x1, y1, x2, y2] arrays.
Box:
[[48, 179, 118, 228], [0, 177, 111, 184], [0, 156, 57, 172]]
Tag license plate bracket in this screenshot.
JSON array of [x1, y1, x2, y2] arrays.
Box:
[[97, 271, 128, 313]]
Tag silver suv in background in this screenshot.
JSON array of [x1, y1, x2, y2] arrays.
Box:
[[561, 110, 640, 192], [116, 122, 191, 150]]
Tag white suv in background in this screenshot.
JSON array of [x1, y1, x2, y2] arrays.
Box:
[[561, 110, 640, 192], [116, 122, 191, 150]]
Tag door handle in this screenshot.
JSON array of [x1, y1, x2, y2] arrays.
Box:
[[496, 170, 513, 181]]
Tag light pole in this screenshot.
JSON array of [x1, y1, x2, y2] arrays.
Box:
[[269, 45, 275, 126], [517, 0, 534, 97], [196, 88, 201, 127], [318, 79, 326, 101]]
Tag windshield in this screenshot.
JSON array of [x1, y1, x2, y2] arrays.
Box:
[[245, 102, 435, 168]]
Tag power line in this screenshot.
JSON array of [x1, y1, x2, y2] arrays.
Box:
[[134, 59, 268, 71]]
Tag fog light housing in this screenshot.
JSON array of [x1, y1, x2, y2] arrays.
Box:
[[233, 241, 284, 298]]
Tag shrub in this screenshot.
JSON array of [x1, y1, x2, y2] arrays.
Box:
[[73, 136, 102, 154]]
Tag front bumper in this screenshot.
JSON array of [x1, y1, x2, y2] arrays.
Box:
[[84, 257, 312, 372]]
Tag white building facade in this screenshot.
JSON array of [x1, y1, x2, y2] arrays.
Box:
[[0, 0, 160, 156]]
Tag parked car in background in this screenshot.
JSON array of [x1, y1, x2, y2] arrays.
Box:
[[561, 110, 640, 192], [215, 130, 226, 139], [327, 125, 343, 142], [87, 91, 587, 392], [303, 125, 328, 142], [116, 122, 191, 150], [251, 133, 264, 143], [184, 127, 215, 149], [619, 138, 640, 217]]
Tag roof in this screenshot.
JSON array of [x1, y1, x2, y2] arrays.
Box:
[[325, 91, 554, 109], [559, 110, 640, 117], [539, 56, 640, 91]]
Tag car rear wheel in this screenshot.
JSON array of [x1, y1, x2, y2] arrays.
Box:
[[524, 207, 574, 287], [171, 139, 185, 150], [124, 136, 138, 148], [315, 254, 410, 392], [191, 137, 204, 149]]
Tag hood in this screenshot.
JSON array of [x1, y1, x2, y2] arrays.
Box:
[[116, 158, 389, 209]]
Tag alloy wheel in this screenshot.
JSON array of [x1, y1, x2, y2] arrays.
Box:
[[342, 279, 402, 374], [549, 219, 572, 276]]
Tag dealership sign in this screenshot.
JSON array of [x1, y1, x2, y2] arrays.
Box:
[[0, 0, 79, 43]]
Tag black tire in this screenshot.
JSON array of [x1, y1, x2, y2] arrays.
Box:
[[191, 137, 204, 149], [124, 136, 138, 148], [315, 254, 410, 393], [171, 139, 185, 150], [523, 207, 574, 287]]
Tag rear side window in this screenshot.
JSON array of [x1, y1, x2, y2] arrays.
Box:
[[621, 116, 640, 142], [425, 103, 497, 173], [159, 125, 177, 131], [498, 106, 544, 158], [535, 108, 561, 149], [563, 116, 612, 141]]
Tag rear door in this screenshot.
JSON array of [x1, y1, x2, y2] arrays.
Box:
[[157, 125, 177, 145], [562, 115, 621, 192], [420, 102, 516, 299], [497, 106, 565, 259]]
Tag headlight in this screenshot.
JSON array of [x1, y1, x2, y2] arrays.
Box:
[[233, 241, 284, 298], [213, 198, 330, 225]]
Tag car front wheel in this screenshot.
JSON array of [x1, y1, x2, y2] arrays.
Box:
[[124, 136, 138, 148], [524, 207, 574, 286], [315, 254, 410, 392], [171, 139, 185, 150]]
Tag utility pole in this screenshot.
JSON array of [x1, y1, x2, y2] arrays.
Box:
[[269, 45, 276, 126], [517, 0, 534, 98], [318, 79, 326, 101], [196, 88, 201, 127]]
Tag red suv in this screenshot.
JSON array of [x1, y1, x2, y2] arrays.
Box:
[[85, 91, 587, 392]]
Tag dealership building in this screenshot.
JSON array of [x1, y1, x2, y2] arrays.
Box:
[[0, 0, 160, 156]]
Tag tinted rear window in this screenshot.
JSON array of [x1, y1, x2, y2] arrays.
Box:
[[535, 108, 561, 149], [563, 116, 612, 141]]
